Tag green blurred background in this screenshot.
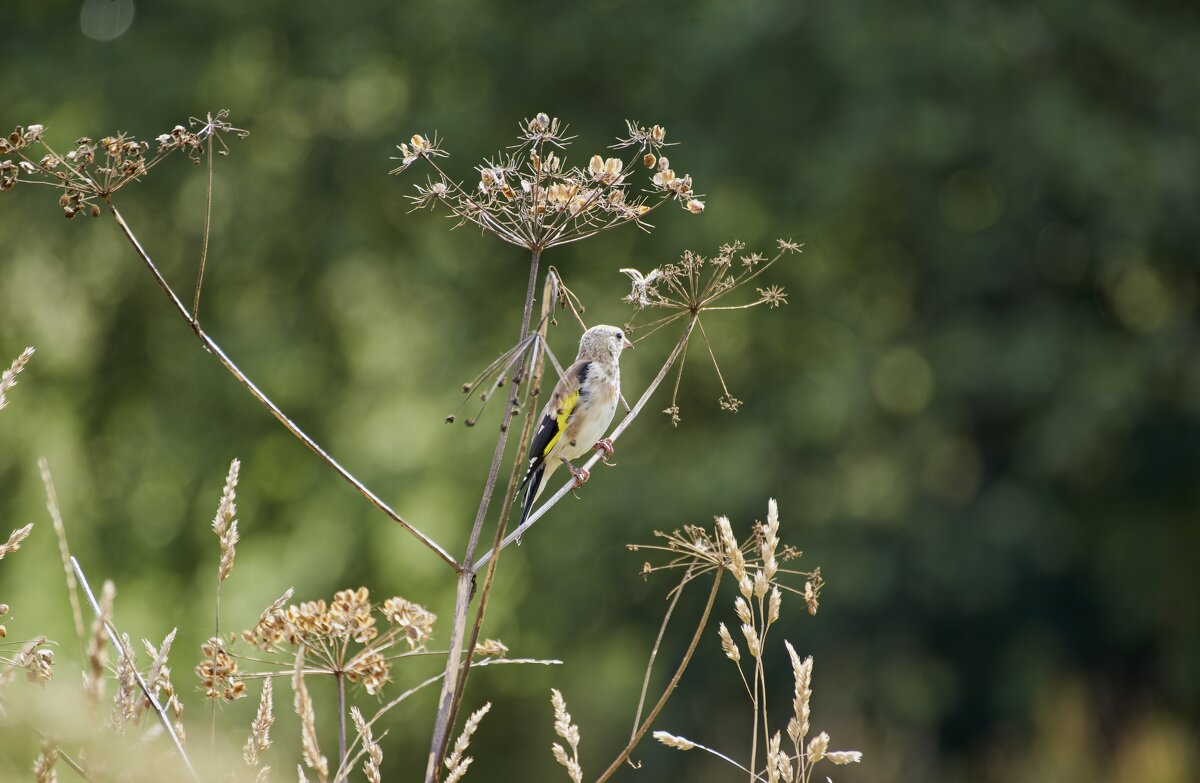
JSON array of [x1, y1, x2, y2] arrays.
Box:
[[3, 0, 1199, 780]]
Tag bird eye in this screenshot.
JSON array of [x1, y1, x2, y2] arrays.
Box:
[[617, 332, 624, 340]]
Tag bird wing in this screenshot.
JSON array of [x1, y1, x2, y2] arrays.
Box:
[[521, 360, 591, 489]]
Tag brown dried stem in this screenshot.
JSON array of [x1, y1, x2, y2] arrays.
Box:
[[593, 564, 723, 783], [102, 201, 457, 569], [424, 248, 542, 782], [626, 563, 697, 766], [434, 270, 556, 774]]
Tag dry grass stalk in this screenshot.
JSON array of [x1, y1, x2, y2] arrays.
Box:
[[32, 741, 58, 783], [244, 677, 275, 768], [71, 556, 198, 780], [112, 632, 140, 730], [351, 706, 383, 783], [142, 628, 185, 741], [443, 702, 489, 783], [0, 345, 34, 410], [549, 689, 583, 783], [212, 458, 240, 585], [648, 502, 860, 783], [0, 523, 33, 560], [652, 731, 695, 751], [83, 580, 115, 706], [38, 459, 86, 644], [292, 649, 328, 783]]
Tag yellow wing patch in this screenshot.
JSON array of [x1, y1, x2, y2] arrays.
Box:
[[542, 389, 580, 457]]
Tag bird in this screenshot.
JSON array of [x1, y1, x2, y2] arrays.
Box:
[[518, 324, 634, 530]]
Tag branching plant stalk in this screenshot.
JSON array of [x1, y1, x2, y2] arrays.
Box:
[[593, 564, 723, 783], [102, 200, 458, 569], [424, 249, 542, 783], [436, 272, 556, 772]]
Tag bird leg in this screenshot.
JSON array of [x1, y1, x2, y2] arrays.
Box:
[[560, 455, 591, 488], [593, 438, 616, 465]]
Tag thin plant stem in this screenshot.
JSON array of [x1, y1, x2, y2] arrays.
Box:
[[424, 248, 542, 782], [473, 315, 699, 569], [103, 201, 457, 569], [37, 458, 85, 649], [336, 670, 348, 783], [192, 117, 214, 320], [627, 564, 696, 767], [593, 564, 723, 783], [211, 573, 221, 755], [70, 556, 199, 783]]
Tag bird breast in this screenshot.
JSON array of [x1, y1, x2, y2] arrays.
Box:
[[561, 366, 620, 460]]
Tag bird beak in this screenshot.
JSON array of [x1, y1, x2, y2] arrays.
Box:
[[623, 337, 635, 350]]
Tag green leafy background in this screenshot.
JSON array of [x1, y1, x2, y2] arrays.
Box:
[[2, 0, 1198, 780]]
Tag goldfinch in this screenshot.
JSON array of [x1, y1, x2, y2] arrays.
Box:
[[519, 324, 634, 526]]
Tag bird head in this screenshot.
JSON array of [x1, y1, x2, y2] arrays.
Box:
[[578, 324, 634, 363]]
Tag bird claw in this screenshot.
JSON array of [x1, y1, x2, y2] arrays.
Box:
[[594, 438, 616, 465], [568, 463, 591, 489]]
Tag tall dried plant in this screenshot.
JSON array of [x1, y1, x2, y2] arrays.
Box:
[[0, 110, 831, 781]]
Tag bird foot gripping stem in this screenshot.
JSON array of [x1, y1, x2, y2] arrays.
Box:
[[561, 456, 591, 489], [593, 437, 616, 465]]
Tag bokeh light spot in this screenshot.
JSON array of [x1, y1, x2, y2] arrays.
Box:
[[872, 346, 935, 415], [80, 0, 135, 42], [939, 169, 1002, 232], [1105, 261, 1174, 334]]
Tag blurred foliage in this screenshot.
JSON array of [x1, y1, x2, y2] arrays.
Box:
[[2, 0, 1200, 781]]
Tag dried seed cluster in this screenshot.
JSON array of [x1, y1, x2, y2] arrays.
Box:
[[620, 239, 801, 425], [200, 586, 440, 702], [393, 113, 703, 251], [0, 111, 246, 218]]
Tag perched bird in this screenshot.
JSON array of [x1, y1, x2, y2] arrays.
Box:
[[518, 324, 634, 528]]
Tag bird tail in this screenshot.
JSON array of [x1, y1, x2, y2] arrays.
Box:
[[518, 465, 546, 533]]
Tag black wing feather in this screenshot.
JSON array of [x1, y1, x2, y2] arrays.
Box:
[[519, 361, 591, 489]]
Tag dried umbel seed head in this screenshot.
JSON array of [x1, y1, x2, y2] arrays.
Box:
[[383, 596, 436, 649], [197, 636, 245, 701]]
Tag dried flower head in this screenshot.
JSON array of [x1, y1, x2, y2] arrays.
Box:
[[620, 239, 799, 425], [0, 112, 246, 217], [394, 115, 701, 252]]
